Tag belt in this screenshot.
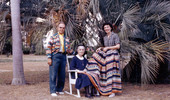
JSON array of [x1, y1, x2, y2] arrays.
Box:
[[58, 52, 66, 54]]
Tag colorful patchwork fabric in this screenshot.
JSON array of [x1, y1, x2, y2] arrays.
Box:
[[84, 50, 122, 95], [46, 33, 70, 58]]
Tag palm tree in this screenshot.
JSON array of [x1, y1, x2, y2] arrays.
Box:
[[11, 0, 26, 85], [4, 0, 169, 85], [30, 0, 169, 84], [119, 0, 170, 84], [0, 1, 11, 54]]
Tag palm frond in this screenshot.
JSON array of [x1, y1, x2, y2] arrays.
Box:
[[121, 38, 169, 84], [0, 6, 11, 53], [139, 46, 159, 84], [120, 40, 138, 79], [121, 40, 159, 84], [156, 21, 170, 41], [144, 39, 170, 62], [121, 4, 141, 40], [142, 0, 170, 22], [141, 0, 170, 41]]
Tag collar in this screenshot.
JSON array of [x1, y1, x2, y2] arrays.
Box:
[[106, 32, 115, 38], [59, 33, 64, 36], [53, 32, 65, 37], [76, 55, 84, 60]]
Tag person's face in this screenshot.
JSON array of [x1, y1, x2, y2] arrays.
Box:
[[57, 23, 65, 34], [104, 25, 112, 34], [77, 46, 85, 56]]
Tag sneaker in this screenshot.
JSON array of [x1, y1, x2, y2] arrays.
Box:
[[57, 92, 64, 95], [109, 93, 115, 97], [51, 93, 57, 97]]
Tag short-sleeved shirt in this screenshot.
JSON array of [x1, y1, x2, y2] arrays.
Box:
[[104, 32, 120, 47]]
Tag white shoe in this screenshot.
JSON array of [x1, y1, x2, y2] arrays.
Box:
[[51, 93, 58, 97], [57, 92, 64, 95], [109, 93, 115, 97]]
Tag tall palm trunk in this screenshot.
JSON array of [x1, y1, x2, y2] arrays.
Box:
[[11, 0, 26, 85]]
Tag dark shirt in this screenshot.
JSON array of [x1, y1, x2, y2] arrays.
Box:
[[70, 56, 88, 71], [70, 56, 92, 89]]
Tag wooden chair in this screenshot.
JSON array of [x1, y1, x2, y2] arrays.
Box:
[[65, 55, 100, 97], [65, 55, 81, 98]]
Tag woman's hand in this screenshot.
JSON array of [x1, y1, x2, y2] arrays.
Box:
[[103, 47, 108, 52], [96, 47, 101, 52], [96, 47, 103, 52], [77, 70, 84, 73]]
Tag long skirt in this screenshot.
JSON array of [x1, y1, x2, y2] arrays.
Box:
[[83, 50, 122, 95]]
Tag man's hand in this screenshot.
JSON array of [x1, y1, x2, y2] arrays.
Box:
[[48, 58, 52, 66], [67, 49, 73, 54], [69, 49, 73, 54]]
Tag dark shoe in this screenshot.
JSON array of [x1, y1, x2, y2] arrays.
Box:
[[85, 86, 93, 98], [95, 94, 100, 97], [85, 93, 93, 98], [91, 86, 100, 97]]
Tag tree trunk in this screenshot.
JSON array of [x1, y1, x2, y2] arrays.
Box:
[[11, 0, 26, 85]]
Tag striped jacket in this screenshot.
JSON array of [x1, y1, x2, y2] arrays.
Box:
[[46, 33, 71, 58]]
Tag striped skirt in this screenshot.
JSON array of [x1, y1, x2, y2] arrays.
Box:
[[84, 50, 122, 95]]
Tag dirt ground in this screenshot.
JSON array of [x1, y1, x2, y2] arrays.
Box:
[[0, 55, 170, 100]]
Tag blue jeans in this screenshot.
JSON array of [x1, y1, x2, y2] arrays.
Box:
[[49, 53, 66, 93]]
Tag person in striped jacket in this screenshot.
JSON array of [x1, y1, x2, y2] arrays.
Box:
[[46, 22, 72, 96]]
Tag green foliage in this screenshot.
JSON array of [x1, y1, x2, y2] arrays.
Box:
[[0, 1, 11, 54], [0, 0, 169, 84], [119, 0, 170, 84]]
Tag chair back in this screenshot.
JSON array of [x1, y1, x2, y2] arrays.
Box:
[[66, 55, 75, 70]]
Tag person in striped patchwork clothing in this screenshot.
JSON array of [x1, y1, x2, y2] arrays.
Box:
[[46, 22, 72, 96], [84, 22, 122, 97]]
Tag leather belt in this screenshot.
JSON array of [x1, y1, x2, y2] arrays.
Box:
[[58, 52, 66, 54]]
